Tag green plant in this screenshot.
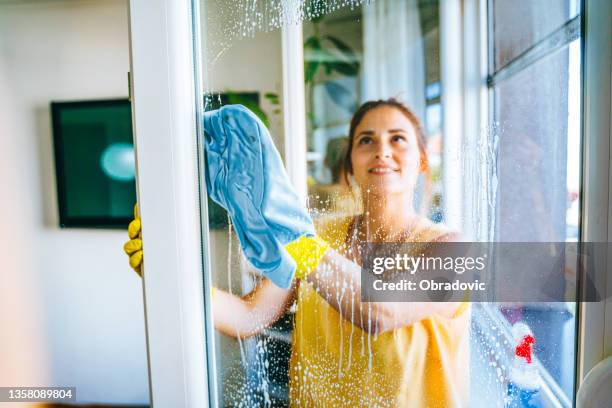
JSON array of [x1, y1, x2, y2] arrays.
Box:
[[225, 91, 272, 127], [304, 35, 359, 83], [263, 92, 281, 115], [303, 15, 360, 129]]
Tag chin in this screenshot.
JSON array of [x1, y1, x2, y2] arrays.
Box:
[[359, 179, 415, 197], [360, 183, 398, 197]]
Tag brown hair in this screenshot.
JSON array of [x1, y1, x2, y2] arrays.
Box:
[[344, 98, 429, 181]]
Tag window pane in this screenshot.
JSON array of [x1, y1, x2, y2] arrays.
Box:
[[197, 0, 581, 406], [492, 0, 576, 70], [200, 1, 452, 406], [199, 1, 288, 405], [489, 41, 581, 401], [494, 48, 570, 242]]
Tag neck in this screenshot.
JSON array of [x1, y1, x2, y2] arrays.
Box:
[[360, 191, 418, 240]]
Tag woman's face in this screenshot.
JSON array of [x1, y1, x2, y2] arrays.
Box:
[[350, 106, 424, 197]]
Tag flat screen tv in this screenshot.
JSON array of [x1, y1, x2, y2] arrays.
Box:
[[51, 99, 136, 228], [51, 93, 262, 229]]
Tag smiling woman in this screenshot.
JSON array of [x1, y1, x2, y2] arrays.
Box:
[[204, 98, 468, 407], [344, 99, 430, 232]]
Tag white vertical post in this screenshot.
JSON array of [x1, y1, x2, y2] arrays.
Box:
[[440, 0, 464, 231], [281, 17, 308, 200], [128, 0, 210, 406], [460, 0, 489, 241], [577, 0, 612, 386]]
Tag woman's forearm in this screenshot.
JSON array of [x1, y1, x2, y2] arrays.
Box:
[[213, 280, 293, 339], [305, 248, 460, 334], [213, 289, 269, 338]]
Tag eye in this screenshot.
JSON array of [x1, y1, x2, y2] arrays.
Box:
[[391, 134, 407, 142], [358, 136, 373, 145]]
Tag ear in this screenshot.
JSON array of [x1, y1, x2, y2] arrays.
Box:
[[419, 158, 428, 173]]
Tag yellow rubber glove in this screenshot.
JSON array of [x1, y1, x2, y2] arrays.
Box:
[[285, 235, 330, 280], [121, 201, 327, 282], [123, 203, 143, 277]]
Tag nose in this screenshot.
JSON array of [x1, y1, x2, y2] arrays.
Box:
[[375, 141, 391, 159]]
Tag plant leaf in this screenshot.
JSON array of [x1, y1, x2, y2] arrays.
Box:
[[307, 111, 319, 128], [328, 61, 358, 76], [324, 36, 356, 62], [324, 81, 356, 113], [324, 35, 359, 73], [264, 92, 279, 105], [304, 36, 322, 82], [304, 36, 321, 52], [264, 92, 278, 99], [305, 60, 320, 83]]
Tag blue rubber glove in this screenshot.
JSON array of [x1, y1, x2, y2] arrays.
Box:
[[204, 105, 316, 289]]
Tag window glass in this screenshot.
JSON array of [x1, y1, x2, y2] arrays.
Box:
[[488, 0, 582, 401], [490, 42, 580, 401], [197, 1, 581, 406], [199, 2, 288, 405], [494, 48, 570, 243], [492, 0, 577, 70]]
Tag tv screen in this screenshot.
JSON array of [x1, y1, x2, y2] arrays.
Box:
[[50, 93, 263, 229], [51, 99, 136, 228]]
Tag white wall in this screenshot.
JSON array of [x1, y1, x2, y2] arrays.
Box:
[[0, 0, 149, 404]]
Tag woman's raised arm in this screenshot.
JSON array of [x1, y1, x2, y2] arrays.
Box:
[[213, 278, 296, 339], [304, 233, 462, 335]]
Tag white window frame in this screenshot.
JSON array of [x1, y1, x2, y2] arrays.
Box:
[[439, 0, 465, 233], [128, 0, 213, 406], [577, 0, 612, 388], [282, 20, 308, 199], [440, 0, 489, 241]]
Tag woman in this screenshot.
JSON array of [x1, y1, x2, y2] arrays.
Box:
[[127, 99, 470, 407]]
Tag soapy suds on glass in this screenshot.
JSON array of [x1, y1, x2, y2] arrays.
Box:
[[212, 137, 504, 406], [199, 2, 519, 406]]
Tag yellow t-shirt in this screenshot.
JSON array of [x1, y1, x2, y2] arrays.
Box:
[[289, 216, 470, 407]]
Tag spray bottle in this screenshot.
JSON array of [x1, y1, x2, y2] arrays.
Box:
[[505, 322, 542, 408]]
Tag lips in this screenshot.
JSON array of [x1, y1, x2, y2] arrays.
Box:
[[368, 166, 399, 174]]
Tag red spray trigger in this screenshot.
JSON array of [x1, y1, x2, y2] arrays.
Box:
[[515, 334, 536, 364]]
